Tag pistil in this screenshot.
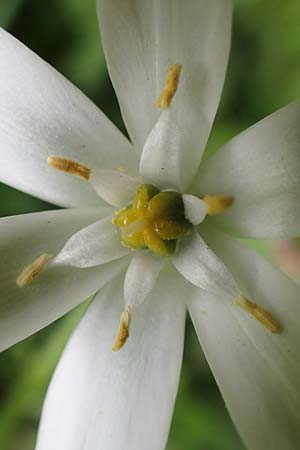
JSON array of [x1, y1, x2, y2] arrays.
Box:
[[113, 185, 191, 257]]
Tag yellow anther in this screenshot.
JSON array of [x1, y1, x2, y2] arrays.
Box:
[[235, 295, 281, 333], [156, 63, 182, 109], [16, 253, 53, 287], [47, 156, 91, 181], [112, 310, 131, 351], [203, 194, 234, 216]]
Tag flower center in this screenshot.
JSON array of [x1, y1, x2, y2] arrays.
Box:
[[112, 184, 192, 257]]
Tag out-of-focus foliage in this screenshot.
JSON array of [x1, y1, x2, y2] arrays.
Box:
[[0, 0, 24, 27], [0, 1, 299, 449], [0, 302, 88, 450]]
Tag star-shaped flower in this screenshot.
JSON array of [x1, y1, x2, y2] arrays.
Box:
[[0, 1, 300, 450]]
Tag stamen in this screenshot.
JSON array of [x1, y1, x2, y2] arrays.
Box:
[[16, 253, 53, 287], [47, 156, 91, 181], [203, 195, 234, 215], [156, 63, 182, 109], [235, 295, 281, 333], [112, 309, 132, 351]]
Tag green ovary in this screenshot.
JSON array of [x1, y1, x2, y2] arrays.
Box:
[[112, 184, 191, 257]]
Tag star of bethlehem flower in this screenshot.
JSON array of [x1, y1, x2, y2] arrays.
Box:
[[0, 1, 300, 450]]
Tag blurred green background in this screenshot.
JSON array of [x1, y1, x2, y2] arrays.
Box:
[[0, 0, 299, 449]]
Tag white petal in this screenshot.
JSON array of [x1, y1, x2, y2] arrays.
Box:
[[98, 0, 232, 162], [0, 28, 138, 208], [36, 267, 186, 450], [53, 217, 131, 268], [172, 229, 238, 297], [124, 251, 164, 309], [188, 228, 300, 450], [139, 111, 181, 190], [182, 194, 208, 225], [90, 169, 139, 207], [0, 208, 129, 352], [192, 102, 300, 238], [140, 109, 203, 191]]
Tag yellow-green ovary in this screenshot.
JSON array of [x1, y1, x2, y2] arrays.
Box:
[[113, 184, 192, 257]]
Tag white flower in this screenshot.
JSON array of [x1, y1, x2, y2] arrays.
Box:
[[0, 1, 300, 450]]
